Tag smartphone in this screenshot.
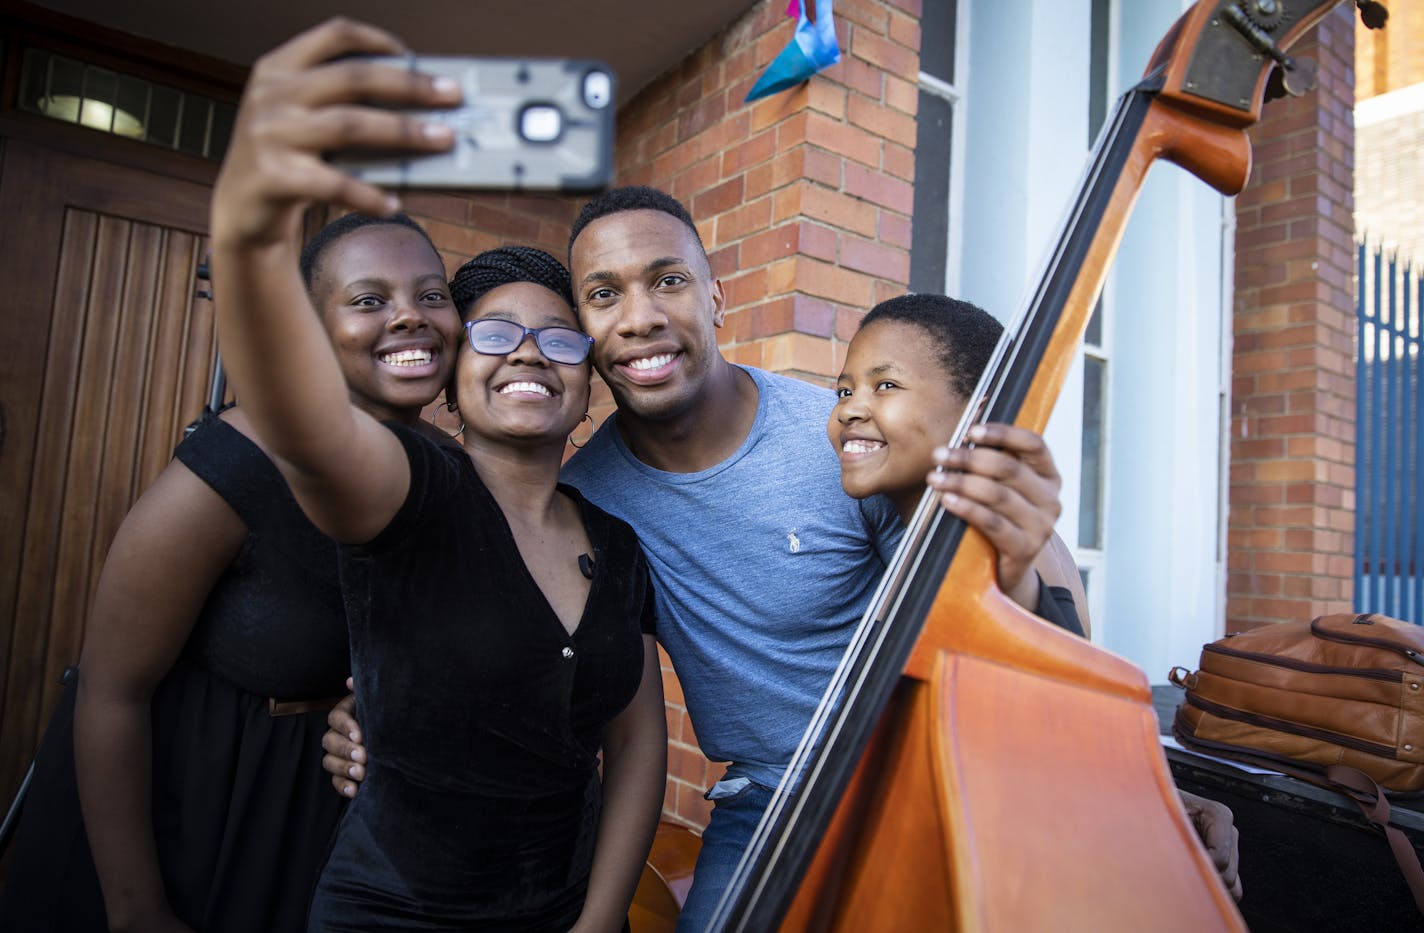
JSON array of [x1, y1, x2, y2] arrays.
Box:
[[332, 56, 616, 193]]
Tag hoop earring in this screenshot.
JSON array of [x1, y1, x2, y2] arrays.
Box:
[[568, 413, 594, 449], [431, 396, 465, 437]]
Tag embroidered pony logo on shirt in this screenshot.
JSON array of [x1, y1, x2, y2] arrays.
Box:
[[786, 530, 801, 553]]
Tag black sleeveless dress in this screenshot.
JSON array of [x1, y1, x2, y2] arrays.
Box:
[[0, 412, 350, 932], [307, 424, 655, 932]]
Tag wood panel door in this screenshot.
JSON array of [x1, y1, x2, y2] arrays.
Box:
[[0, 137, 215, 807]]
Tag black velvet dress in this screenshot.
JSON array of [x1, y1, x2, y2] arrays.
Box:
[[307, 425, 654, 932], [0, 412, 350, 933]]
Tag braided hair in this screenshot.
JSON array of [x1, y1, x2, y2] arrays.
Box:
[[859, 294, 1003, 400], [449, 245, 574, 316], [444, 246, 579, 414]]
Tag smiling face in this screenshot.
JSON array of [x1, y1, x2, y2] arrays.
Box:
[[829, 319, 970, 522], [456, 280, 591, 449], [569, 209, 726, 424], [310, 224, 460, 424]]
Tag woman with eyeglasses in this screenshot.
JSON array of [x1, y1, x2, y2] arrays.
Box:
[[207, 20, 665, 933]]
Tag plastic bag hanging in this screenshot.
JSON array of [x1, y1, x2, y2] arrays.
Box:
[[744, 0, 841, 103]]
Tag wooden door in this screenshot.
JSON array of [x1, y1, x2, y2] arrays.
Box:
[[0, 136, 215, 808]]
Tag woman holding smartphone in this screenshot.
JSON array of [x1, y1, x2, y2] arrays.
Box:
[[210, 19, 665, 932]]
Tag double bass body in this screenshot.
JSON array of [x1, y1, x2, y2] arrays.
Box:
[[783, 535, 1242, 929], [703, 3, 1371, 930]]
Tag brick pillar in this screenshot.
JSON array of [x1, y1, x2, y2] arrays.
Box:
[[610, 0, 920, 828], [1355, 0, 1424, 98], [1227, 6, 1356, 629]]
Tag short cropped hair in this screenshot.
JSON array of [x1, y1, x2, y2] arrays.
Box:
[[298, 212, 438, 291], [449, 245, 574, 317], [860, 294, 1004, 400], [567, 185, 706, 261]]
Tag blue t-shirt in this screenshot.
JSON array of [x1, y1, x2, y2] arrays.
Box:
[[561, 366, 901, 788]]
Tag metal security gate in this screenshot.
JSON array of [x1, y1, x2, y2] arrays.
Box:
[[1355, 242, 1423, 623]]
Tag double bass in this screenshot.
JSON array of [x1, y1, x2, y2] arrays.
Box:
[[633, 1, 1386, 930]]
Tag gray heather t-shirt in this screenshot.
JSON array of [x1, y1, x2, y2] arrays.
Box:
[[560, 366, 902, 788]]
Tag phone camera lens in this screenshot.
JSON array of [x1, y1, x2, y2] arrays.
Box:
[[520, 105, 563, 143], [583, 71, 613, 109]]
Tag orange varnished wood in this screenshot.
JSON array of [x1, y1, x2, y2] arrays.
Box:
[[903, 531, 1145, 697], [1156, 1, 1349, 128], [785, 547, 1246, 930], [929, 645, 1242, 930], [782, 684, 957, 930], [629, 821, 702, 933]]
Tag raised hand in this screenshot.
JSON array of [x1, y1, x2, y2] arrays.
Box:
[[211, 18, 460, 248], [926, 423, 1062, 611]]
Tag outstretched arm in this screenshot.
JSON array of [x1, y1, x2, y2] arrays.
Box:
[[925, 423, 1064, 614], [209, 18, 459, 542], [73, 461, 245, 933], [572, 635, 666, 933]]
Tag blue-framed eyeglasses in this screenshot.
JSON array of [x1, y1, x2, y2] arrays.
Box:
[[463, 319, 593, 365]]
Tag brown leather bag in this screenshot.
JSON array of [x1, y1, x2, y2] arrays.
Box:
[[1171, 612, 1424, 914], [1170, 612, 1424, 792]]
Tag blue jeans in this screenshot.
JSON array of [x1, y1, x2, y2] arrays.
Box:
[[675, 779, 775, 932]]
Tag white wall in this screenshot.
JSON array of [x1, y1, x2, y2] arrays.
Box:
[[958, 0, 1091, 562], [1105, 1, 1230, 677], [958, 0, 1229, 678]]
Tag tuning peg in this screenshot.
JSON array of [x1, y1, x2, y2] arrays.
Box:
[[1357, 1, 1389, 30], [1280, 57, 1318, 97], [1226, 5, 1319, 100], [1264, 58, 1318, 101]]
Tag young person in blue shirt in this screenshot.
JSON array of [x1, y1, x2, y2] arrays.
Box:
[[829, 293, 1089, 630], [829, 292, 1242, 904]]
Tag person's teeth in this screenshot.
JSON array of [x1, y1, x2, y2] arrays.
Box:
[[628, 353, 674, 371], [843, 439, 885, 454], [499, 382, 552, 397], [381, 349, 432, 367]]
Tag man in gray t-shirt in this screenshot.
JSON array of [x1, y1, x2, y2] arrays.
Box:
[[557, 187, 1073, 929], [562, 365, 903, 792]]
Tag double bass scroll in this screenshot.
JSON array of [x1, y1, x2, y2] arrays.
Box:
[[709, 2, 1386, 931]]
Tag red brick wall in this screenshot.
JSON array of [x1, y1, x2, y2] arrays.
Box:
[[1228, 5, 1356, 629], [400, 0, 920, 832], [398, 190, 579, 277]]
